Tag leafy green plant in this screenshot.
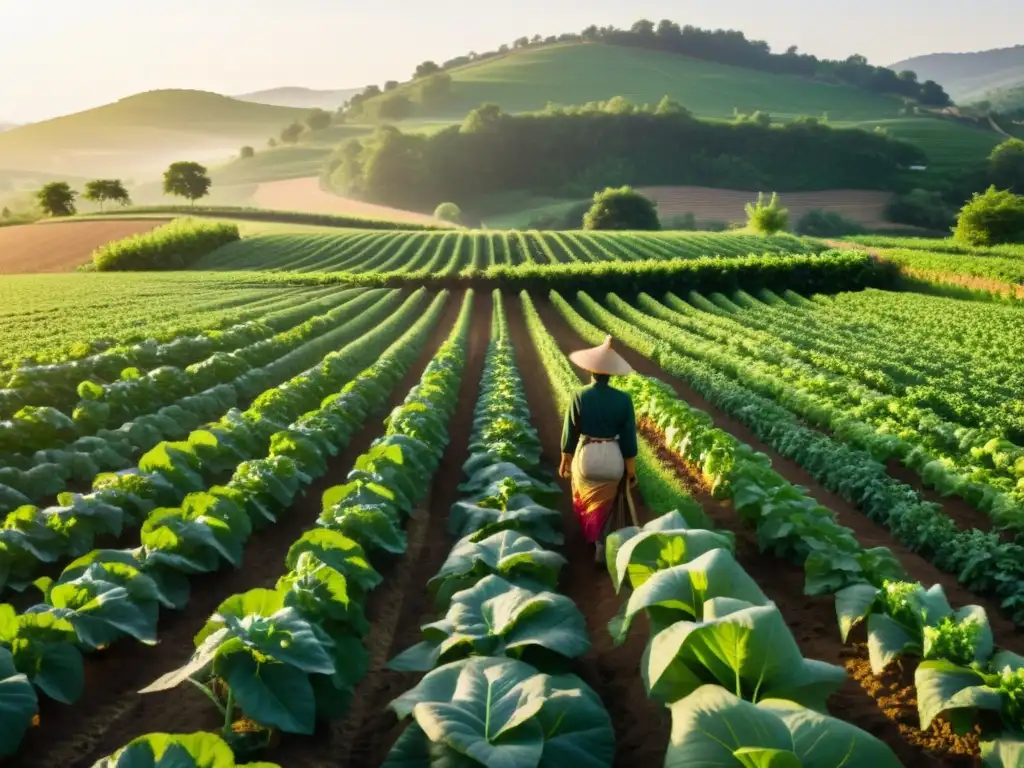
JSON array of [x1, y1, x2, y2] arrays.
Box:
[[92, 731, 280, 767], [916, 651, 1024, 735], [665, 684, 903, 766], [383, 657, 614, 768], [0, 644, 37, 756], [93, 218, 240, 271], [745, 192, 790, 234]]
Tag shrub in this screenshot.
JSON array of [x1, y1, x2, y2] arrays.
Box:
[[92, 218, 240, 271], [745, 192, 789, 234], [583, 186, 660, 230], [953, 186, 1024, 247], [885, 188, 954, 230], [796, 209, 865, 237], [989, 138, 1024, 193], [663, 212, 698, 230], [434, 202, 462, 224], [239, 146, 255, 159]]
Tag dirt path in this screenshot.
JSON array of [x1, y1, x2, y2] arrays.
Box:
[[535, 299, 993, 765], [506, 298, 670, 768], [291, 291, 493, 768], [0, 220, 167, 273], [17, 295, 462, 768]]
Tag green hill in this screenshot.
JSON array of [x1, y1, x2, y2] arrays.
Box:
[[234, 86, 361, 110], [355, 42, 999, 169], [372, 43, 908, 122], [0, 90, 307, 177], [891, 45, 1024, 103]]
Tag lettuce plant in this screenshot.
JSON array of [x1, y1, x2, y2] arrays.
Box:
[[916, 650, 1024, 735]]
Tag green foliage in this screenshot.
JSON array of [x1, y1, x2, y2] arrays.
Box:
[[744, 192, 789, 234], [163, 162, 212, 206], [433, 202, 462, 224], [796, 209, 865, 237], [239, 146, 255, 159], [279, 122, 304, 145], [92, 218, 240, 271], [990, 138, 1024, 193], [304, 109, 331, 132], [583, 186, 660, 231], [83, 179, 130, 212], [35, 182, 77, 217], [92, 731, 279, 767], [953, 186, 1024, 247], [327, 108, 924, 210], [884, 188, 955, 230]]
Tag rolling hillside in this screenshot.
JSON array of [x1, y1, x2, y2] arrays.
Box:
[[0, 90, 306, 177], [373, 43, 907, 121], [355, 42, 1000, 168], [234, 86, 361, 110], [891, 45, 1024, 103]]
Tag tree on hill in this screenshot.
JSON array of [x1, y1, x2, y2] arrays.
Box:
[[305, 109, 332, 131], [989, 138, 1024, 193], [83, 179, 131, 211], [378, 94, 414, 121], [745, 192, 789, 234], [953, 186, 1024, 246], [384, 80, 400, 92], [583, 186, 660, 231], [280, 122, 304, 144], [434, 202, 462, 224], [414, 61, 441, 78], [163, 162, 211, 207], [240, 145, 255, 158], [36, 182, 77, 217]]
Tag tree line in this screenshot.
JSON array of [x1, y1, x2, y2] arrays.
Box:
[[323, 100, 925, 211], [35, 162, 212, 217], [338, 17, 951, 116]]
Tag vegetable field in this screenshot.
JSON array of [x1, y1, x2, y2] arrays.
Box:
[[2, 225, 1024, 768]]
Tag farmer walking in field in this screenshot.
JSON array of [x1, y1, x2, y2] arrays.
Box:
[[559, 336, 639, 564]]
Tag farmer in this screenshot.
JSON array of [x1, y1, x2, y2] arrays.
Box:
[[559, 336, 638, 563]]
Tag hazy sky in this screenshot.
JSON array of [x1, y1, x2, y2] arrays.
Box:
[[1, 0, 1019, 122]]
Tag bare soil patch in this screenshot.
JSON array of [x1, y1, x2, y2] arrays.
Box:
[[251, 177, 450, 227], [0, 220, 166, 274], [638, 186, 898, 228]]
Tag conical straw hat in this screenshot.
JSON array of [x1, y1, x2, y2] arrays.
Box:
[[568, 336, 633, 376]]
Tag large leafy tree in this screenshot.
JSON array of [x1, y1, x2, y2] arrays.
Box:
[[162, 161, 211, 207], [990, 138, 1024, 193], [83, 179, 131, 212], [36, 182, 77, 217], [583, 186, 660, 231]]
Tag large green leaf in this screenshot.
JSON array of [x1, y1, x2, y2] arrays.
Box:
[[611, 523, 733, 594], [914, 660, 1004, 730], [0, 646, 37, 758], [285, 529, 381, 593], [91, 730, 282, 767], [46, 578, 157, 649], [664, 685, 903, 767], [644, 598, 845, 709], [981, 737, 1024, 768], [449, 501, 563, 546], [429, 531, 566, 611], [389, 575, 589, 673], [319, 504, 407, 555], [386, 658, 609, 768], [220, 653, 317, 735], [278, 552, 368, 634], [612, 549, 769, 645]]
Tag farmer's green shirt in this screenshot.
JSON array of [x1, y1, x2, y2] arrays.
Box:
[[561, 380, 638, 459]]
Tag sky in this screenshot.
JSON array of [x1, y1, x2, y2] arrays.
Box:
[[0, 0, 1019, 123]]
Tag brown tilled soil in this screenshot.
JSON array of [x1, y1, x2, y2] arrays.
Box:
[[0, 220, 168, 274], [533, 296, 1021, 766], [11, 294, 464, 768], [251, 178, 451, 228], [637, 187, 900, 229], [506, 299, 670, 768]]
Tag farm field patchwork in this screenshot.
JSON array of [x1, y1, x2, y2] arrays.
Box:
[[2, 227, 1024, 766]]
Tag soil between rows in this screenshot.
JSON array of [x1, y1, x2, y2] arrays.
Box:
[[533, 295, 1015, 766], [10, 292, 463, 768], [505, 298, 671, 768]]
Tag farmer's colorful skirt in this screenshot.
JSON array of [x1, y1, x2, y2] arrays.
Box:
[[571, 469, 631, 544]]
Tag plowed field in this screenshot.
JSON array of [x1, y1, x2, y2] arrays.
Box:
[[0, 219, 167, 273]]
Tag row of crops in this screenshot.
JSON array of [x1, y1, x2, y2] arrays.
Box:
[[197, 230, 819, 273]]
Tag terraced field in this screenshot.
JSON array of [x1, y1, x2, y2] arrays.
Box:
[[2, 226, 1023, 767]]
